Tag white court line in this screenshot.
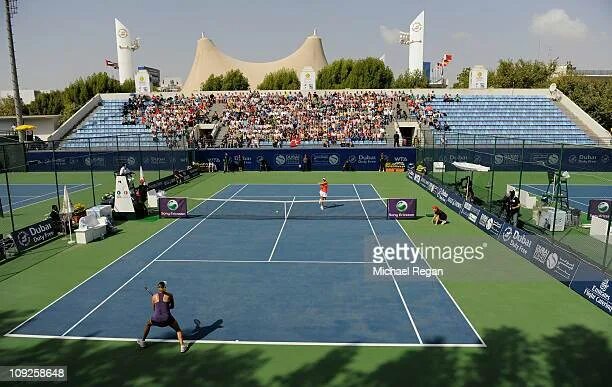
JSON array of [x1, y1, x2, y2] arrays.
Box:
[[1, 184, 88, 208], [5, 184, 232, 336], [4, 333, 485, 348], [234, 195, 358, 199], [61, 184, 248, 336], [369, 184, 486, 347], [156, 259, 369, 264], [268, 196, 295, 262], [1, 184, 97, 210], [353, 184, 423, 345]]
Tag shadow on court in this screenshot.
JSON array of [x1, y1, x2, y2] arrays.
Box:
[[0, 306, 608, 386]]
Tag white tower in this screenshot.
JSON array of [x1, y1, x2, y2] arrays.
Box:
[[408, 11, 424, 74], [115, 19, 140, 83]]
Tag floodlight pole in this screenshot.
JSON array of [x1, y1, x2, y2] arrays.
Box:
[[4, 0, 24, 133]]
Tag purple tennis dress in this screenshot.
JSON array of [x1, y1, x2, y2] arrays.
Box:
[[151, 292, 175, 327]]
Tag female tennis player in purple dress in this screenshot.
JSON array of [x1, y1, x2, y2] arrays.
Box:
[[137, 281, 187, 353]]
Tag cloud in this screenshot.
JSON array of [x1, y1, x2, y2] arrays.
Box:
[[451, 31, 472, 41], [379, 25, 401, 45], [530, 9, 587, 40]]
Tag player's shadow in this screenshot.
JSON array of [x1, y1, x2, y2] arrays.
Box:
[[185, 318, 224, 348], [324, 203, 344, 209]]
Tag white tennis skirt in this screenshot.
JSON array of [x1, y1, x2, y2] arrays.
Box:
[[319, 190, 328, 198]]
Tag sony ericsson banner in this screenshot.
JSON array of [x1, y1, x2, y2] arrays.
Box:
[[159, 197, 188, 218], [588, 199, 611, 220], [387, 198, 417, 219], [569, 262, 612, 315], [10, 219, 59, 253], [461, 201, 481, 224]]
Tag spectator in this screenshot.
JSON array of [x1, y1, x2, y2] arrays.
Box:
[[223, 153, 230, 173], [506, 190, 520, 226], [379, 153, 387, 172]]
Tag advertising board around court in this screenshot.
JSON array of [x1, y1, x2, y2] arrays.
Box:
[[498, 223, 579, 285], [588, 199, 612, 220], [461, 201, 481, 224], [387, 198, 417, 219], [569, 262, 612, 316], [158, 197, 188, 218], [476, 209, 505, 238], [10, 219, 59, 253]]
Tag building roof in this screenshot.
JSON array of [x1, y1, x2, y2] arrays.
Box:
[[182, 33, 328, 93]]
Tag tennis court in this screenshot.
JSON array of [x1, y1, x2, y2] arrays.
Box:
[[0, 183, 92, 212], [520, 184, 612, 213], [6, 184, 483, 347]]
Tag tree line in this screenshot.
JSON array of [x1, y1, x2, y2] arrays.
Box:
[[200, 57, 429, 91], [0, 72, 134, 123]]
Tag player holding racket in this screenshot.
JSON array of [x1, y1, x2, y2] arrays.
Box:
[[137, 281, 187, 353], [319, 177, 328, 210]]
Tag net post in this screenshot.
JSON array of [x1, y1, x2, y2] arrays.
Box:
[[517, 139, 525, 198], [2, 151, 15, 232], [488, 137, 497, 211], [551, 144, 564, 239], [88, 138, 96, 206], [52, 140, 61, 210]]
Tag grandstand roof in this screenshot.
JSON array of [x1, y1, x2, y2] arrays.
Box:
[[182, 33, 328, 93]]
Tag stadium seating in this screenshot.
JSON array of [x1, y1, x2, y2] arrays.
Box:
[[61, 100, 164, 149], [427, 95, 594, 145]]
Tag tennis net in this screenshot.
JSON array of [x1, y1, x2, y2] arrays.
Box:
[[186, 197, 390, 220]]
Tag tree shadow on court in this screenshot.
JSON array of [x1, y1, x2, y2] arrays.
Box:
[[272, 346, 359, 387], [344, 347, 460, 387], [1, 306, 610, 387]]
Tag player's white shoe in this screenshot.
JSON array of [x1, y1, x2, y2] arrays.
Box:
[[180, 344, 188, 353], [136, 339, 146, 348], [320, 205, 324, 210]]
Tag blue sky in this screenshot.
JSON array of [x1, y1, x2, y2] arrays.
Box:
[[1, 0, 611, 90]]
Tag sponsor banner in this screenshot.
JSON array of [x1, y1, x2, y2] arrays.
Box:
[[407, 168, 416, 181], [148, 175, 177, 192], [588, 199, 612, 220], [10, 219, 59, 253], [569, 263, 612, 315], [498, 223, 537, 259], [387, 198, 417, 219], [159, 197, 188, 218], [498, 224, 579, 285], [199, 149, 416, 171], [432, 147, 612, 171], [528, 237, 580, 285], [445, 191, 465, 214], [476, 210, 505, 238], [27, 151, 188, 172], [435, 185, 450, 204], [461, 201, 481, 224]]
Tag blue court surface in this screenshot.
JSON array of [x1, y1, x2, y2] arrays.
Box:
[[6, 184, 484, 347], [0, 183, 92, 211], [520, 184, 612, 213]]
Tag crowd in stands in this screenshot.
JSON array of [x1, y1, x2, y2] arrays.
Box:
[[218, 91, 396, 148], [122, 94, 219, 149], [121, 90, 452, 149]]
